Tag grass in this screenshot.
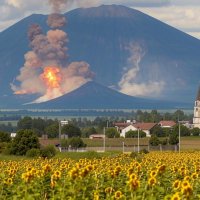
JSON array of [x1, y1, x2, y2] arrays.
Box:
[[83, 138, 149, 147], [0, 136, 196, 162], [2, 136, 200, 161], [0, 151, 122, 161], [0, 154, 28, 161], [55, 151, 121, 160], [39, 136, 200, 150]]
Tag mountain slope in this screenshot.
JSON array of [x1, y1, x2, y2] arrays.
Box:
[[26, 81, 190, 109], [0, 5, 199, 108]]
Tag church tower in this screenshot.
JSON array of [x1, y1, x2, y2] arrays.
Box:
[[193, 87, 200, 128]]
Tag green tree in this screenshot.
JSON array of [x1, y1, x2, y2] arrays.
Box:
[[82, 127, 97, 138], [150, 110, 161, 123], [173, 110, 185, 122], [163, 112, 172, 121], [0, 131, 11, 142], [105, 127, 120, 138], [125, 130, 146, 138], [169, 133, 179, 145], [62, 124, 81, 138], [40, 145, 57, 158], [32, 118, 46, 136], [17, 116, 32, 130], [45, 123, 59, 138], [190, 127, 200, 136], [162, 128, 173, 137], [149, 135, 160, 146], [68, 137, 86, 149], [10, 129, 40, 155], [150, 125, 164, 137], [61, 139, 68, 148], [174, 124, 190, 136]]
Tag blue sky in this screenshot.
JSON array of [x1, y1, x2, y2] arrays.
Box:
[[0, 0, 200, 39]]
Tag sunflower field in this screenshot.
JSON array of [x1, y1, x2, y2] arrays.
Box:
[[1, 152, 200, 199]]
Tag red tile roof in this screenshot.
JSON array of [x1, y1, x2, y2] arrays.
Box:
[[115, 122, 157, 130], [132, 123, 157, 130], [159, 121, 176, 127]]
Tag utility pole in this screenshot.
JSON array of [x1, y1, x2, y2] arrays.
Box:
[[178, 113, 181, 153], [178, 121, 180, 153], [103, 127, 106, 152], [59, 121, 61, 139], [137, 128, 140, 153]]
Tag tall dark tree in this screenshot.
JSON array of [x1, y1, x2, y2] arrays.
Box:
[[17, 116, 32, 130], [82, 127, 97, 138], [10, 129, 40, 155], [169, 133, 179, 145], [105, 127, 120, 138], [149, 135, 160, 146], [61, 124, 81, 138], [151, 125, 164, 137], [190, 127, 200, 136], [173, 110, 185, 122], [68, 137, 86, 149], [32, 118, 46, 136], [45, 123, 59, 138], [174, 124, 190, 136], [0, 131, 11, 142]]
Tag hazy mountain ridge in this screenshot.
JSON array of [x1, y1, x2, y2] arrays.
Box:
[[26, 81, 190, 109], [0, 5, 199, 108]]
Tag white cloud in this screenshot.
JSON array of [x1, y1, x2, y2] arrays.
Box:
[[0, 0, 49, 22], [171, 0, 200, 6], [135, 5, 200, 39], [6, 0, 21, 8]]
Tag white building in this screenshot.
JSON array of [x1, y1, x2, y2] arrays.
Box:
[[10, 133, 16, 138], [118, 123, 157, 138], [89, 134, 105, 139], [121, 125, 137, 137], [193, 87, 200, 128]]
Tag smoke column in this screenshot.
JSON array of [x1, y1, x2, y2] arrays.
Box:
[[119, 42, 165, 97], [11, 0, 94, 103]]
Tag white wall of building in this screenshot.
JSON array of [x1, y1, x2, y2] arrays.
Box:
[[121, 125, 137, 137], [120, 125, 151, 137], [193, 100, 200, 128]]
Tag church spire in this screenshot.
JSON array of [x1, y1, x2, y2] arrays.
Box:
[[196, 86, 200, 101]]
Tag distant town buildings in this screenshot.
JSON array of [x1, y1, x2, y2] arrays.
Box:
[[89, 134, 105, 139], [193, 87, 200, 128], [114, 120, 176, 138]]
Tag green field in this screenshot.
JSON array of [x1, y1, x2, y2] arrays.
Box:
[[39, 136, 200, 151]]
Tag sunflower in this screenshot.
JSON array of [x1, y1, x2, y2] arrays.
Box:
[[172, 180, 181, 190], [171, 192, 180, 200], [148, 177, 157, 186], [114, 191, 123, 199]]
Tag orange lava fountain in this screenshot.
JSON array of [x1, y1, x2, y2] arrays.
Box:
[[41, 66, 62, 89]]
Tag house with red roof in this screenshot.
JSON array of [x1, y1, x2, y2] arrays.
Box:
[[115, 122, 157, 137], [159, 121, 176, 128]]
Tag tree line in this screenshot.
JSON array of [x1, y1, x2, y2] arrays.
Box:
[[0, 109, 195, 138]]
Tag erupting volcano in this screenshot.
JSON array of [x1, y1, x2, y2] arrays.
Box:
[[41, 66, 62, 89], [11, 0, 94, 103]]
